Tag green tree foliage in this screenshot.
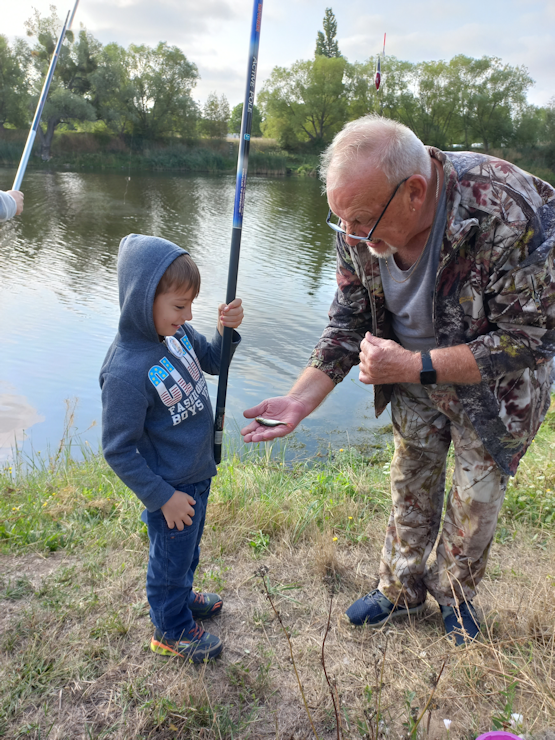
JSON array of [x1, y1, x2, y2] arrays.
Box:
[[90, 43, 137, 136], [199, 92, 230, 138], [25, 7, 99, 158], [342, 53, 534, 150], [542, 98, 555, 169], [258, 55, 348, 148], [462, 56, 533, 151], [228, 102, 262, 137], [91, 42, 199, 141], [0, 36, 30, 128], [125, 42, 199, 140], [315, 8, 341, 58], [513, 105, 545, 148], [346, 56, 414, 121], [4, 5, 549, 165]]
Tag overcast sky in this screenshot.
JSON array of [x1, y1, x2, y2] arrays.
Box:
[[4, 0, 554, 110]]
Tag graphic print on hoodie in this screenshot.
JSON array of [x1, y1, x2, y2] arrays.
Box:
[[100, 234, 239, 512]]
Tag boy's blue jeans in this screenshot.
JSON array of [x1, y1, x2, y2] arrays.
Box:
[[141, 478, 211, 640]]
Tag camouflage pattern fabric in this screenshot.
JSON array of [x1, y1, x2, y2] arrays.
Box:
[[379, 382, 508, 606], [308, 149, 555, 475]]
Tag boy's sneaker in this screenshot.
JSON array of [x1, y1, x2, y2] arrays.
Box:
[[150, 624, 223, 662], [440, 602, 480, 646], [189, 592, 223, 620], [345, 589, 425, 627]]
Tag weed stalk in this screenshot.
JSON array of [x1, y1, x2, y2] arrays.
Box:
[[321, 589, 341, 740], [257, 567, 320, 740], [410, 659, 446, 738]]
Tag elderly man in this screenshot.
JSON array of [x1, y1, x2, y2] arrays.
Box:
[[241, 115, 555, 645]]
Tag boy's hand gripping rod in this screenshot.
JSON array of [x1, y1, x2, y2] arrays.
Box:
[[214, 0, 263, 464], [12, 0, 80, 191]]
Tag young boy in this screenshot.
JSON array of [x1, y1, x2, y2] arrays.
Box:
[[100, 234, 243, 662]]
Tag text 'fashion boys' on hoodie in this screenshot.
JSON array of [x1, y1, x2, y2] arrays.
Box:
[[99, 234, 240, 512]]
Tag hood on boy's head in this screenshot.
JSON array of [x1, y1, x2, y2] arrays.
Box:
[[117, 234, 189, 345]]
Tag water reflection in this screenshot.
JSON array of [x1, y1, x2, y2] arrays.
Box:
[[0, 383, 45, 458], [0, 167, 388, 462]]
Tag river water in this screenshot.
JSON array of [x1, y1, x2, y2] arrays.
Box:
[[0, 167, 389, 463]]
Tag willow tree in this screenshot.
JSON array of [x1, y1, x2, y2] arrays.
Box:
[[125, 42, 199, 140], [0, 35, 31, 129], [25, 7, 99, 159]]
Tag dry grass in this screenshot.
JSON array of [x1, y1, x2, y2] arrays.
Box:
[[1, 505, 555, 738], [2, 421, 555, 738]]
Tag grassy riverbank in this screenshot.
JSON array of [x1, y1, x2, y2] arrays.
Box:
[[2, 407, 555, 739], [0, 131, 319, 177], [1, 129, 554, 183]]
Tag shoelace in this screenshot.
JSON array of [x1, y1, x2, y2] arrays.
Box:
[[193, 592, 205, 605], [188, 623, 205, 642]]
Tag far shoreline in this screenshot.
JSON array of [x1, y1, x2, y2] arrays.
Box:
[[1, 130, 553, 184]]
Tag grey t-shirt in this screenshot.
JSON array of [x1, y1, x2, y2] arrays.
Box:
[[379, 184, 447, 352]]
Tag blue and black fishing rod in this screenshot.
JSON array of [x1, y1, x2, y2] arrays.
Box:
[[12, 0, 80, 191], [214, 0, 263, 464]]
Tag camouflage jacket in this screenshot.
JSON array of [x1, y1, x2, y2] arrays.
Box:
[[308, 148, 555, 474]]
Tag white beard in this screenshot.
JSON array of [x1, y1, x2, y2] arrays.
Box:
[[366, 243, 398, 260]]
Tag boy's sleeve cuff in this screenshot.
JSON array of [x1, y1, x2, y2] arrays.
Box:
[[141, 481, 176, 512]]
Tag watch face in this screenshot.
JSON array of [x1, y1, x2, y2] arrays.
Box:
[[420, 370, 437, 385]]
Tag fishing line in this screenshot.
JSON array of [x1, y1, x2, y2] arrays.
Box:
[[213, 0, 264, 464]]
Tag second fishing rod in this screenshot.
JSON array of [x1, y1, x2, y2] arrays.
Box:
[[214, 0, 264, 465]]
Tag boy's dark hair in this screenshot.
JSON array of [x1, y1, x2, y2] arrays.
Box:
[[155, 254, 201, 298]]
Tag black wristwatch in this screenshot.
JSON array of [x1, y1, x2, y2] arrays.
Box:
[[420, 352, 437, 385]]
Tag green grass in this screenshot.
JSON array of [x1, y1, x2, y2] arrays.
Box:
[[3, 132, 555, 183], [4, 403, 555, 557], [0, 136, 309, 176]]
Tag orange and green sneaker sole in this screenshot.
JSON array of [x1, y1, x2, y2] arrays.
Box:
[[150, 630, 223, 662]]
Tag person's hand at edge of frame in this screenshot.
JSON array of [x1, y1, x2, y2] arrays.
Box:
[[241, 395, 308, 443], [7, 190, 23, 215]]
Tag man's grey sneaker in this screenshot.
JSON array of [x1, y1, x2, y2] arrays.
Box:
[[440, 602, 480, 646], [189, 591, 223, 620], [345, 589, 425, 627], [150, 624, 223, 662]]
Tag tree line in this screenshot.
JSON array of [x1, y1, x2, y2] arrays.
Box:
[[0, 7, 259, 159], [260, 8, 554, 154], [0, 5, 553, 162]]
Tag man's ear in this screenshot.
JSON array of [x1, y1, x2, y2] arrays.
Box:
[[405, 174, 428, 210]]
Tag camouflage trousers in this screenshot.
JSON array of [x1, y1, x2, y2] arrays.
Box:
[[379, 382, 508, 607]]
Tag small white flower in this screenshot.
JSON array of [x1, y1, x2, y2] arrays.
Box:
[[510, 713, 524, 729], [443, 719, 452, 730]]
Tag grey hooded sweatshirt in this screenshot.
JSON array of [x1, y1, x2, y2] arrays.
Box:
[[100, 234, 239, 512]]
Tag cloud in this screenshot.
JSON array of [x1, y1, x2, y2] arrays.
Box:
[[84, 0, 240, 46]]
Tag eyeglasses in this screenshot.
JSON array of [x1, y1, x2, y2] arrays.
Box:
[[326, 176, 410, 242]]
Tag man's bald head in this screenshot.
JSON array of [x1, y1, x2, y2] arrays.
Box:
[[320, 115, 432, 193]]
